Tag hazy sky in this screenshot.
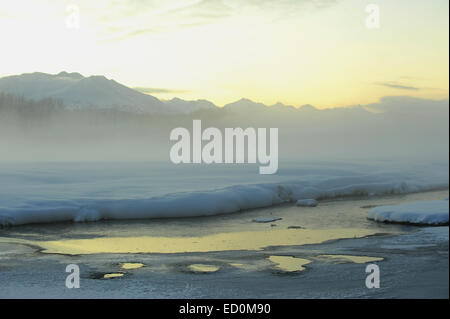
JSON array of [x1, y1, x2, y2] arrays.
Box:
[[0, 0, 448, 107]]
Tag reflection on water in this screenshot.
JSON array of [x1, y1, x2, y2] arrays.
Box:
[[318, 255, 384, 264], [36, 228, 377, 255], [120, 262, 144, 270], [269, 256, 311, 272], [103, 273, 124, 279], [188, 264, 220, 273]]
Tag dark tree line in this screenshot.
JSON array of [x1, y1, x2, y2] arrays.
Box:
[[0, 93, 65, 121]]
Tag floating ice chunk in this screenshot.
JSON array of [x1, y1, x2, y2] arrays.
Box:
[[368, 200, 449, 225], [296, 199, 318, 207], [252, 217, 282, 223]]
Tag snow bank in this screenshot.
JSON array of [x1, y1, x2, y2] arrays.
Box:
[[0, 179, 447, 227], [0, 162, 448, 227], [368, 200, 449, 225]]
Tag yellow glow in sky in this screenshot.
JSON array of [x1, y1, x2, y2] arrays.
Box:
[[0, 0, 448, 108]]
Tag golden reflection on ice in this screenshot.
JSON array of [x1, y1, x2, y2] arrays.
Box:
[[33, 228, 376, 255], [188, 264, 220, 273], [318, 255, 384, 264], [269, 256, 311, 272], [120, 262, 144, 270], [103, 273, 124, 279]]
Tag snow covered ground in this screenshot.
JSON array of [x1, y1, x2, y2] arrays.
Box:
[[368, 200, 449, 225]]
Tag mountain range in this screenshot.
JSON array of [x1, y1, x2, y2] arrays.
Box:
[[0, 71, 324, 115], [0, 72, 447, 116], [0, 72, 220, 114]]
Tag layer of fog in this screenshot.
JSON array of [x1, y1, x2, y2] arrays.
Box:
[[0, 93, 448, 164]]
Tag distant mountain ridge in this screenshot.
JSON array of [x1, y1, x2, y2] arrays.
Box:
[[0, 72, 220, 114], [0, 72, 308, 115], [1, 72, 445, 116]]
